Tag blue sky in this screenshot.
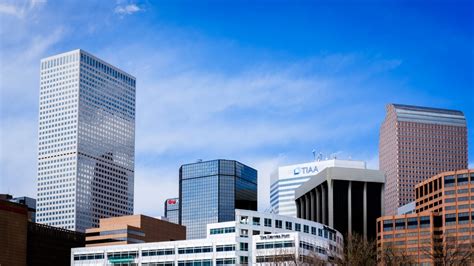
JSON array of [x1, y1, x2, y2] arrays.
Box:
[[0, 0, 473, 216]]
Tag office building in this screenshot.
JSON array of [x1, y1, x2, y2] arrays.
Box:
[[0, 194, 36, 222], [85, 214, 186, 247], [377, 169, 474, 265], [380, 104, 467, 215], [72, 209, 344, 265], [164, 198, 180, 224], [179, 159, 257, 239], [295, 167, 385, 240], [36, 50, 136, 232], [0, 199, 85, 266], [270, 159, 366, 217]]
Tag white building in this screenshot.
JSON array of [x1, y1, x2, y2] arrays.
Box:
[[270, 159, 366, 217], [71, 209, 343, 265], [36, 50, 136, 232]]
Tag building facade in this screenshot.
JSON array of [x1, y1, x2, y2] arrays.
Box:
[[36, 50, 136, 232], [179, 159, 257, 239], [85, 214, 186, 247], [164, 198, 180, 224], [377, 169, 474, 265], [0, 194, 36, 222], [0, 199, 85, 266], [270, 159, 366, 217], [295, 167, 385, 240], [380, 104, 467, 215], [72, 209, 344, 265]]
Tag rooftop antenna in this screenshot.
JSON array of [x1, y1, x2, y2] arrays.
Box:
[[312, 149, 316, 161], [317, 152, 323, 161]]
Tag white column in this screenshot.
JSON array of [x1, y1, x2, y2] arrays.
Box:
[[328, 180, 334, 228]]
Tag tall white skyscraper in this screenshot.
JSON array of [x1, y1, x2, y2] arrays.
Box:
[[270, 159, 366, 217], [36, 50, 136, 232]]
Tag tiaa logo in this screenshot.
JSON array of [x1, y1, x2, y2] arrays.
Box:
[[293, 168, 301, 175]]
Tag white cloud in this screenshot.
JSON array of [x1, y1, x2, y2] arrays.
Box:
[[0, 0, 45, 18], [114, 4, 140, 15]]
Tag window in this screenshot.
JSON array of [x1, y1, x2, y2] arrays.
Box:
[[252, 217, 260, 226], [395, 219, 406, 230], [253, 230, 260, 235], [264, 218, 272, 227], [445, 214, 456, 225], [444, 175, 455, 187], [311, 227, 317, 235], [240, 242, 248, 251], [240, 229, 248, 238], [295, 223, 301, 232], [318, 228, 322, 236], [216, 245, 235, 252], [240, 216, 249, 224], [383, 220, 393, 231], [285, 221, 292, 230], [303, 225, 309, 233], [275, 220, 282, 229], [458, 212, 469, 224]]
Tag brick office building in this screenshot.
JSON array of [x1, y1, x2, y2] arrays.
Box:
[[379, 104, 467, 215], [0, 199, 85, 266], [377, 169, 474, 265], [85, 214, 186, 247]]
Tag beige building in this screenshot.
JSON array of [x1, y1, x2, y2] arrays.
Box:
[[379, 104, 467, 215], [377, 169, 474, 265], [85, 214, 186, 247]]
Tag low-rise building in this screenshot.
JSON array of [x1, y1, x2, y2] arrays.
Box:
[[0, 199, 85, 266], [85, 214, 186, 247], [72, 209, 344, 265], [377, 169, 474, 265]]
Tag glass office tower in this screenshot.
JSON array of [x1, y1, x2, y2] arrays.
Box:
[[36, 49, 136, 232], [179, 159, 257, 239], [164, 198, 180, 224]]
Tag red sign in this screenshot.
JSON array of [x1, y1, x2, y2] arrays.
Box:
[[167, 199, 178, 205]]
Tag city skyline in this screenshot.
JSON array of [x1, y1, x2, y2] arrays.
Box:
[[1, 0, 473, 218]]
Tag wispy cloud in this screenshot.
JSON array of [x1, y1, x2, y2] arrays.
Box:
[[114, 4, 141, 15], [0, 0, 45, 18]]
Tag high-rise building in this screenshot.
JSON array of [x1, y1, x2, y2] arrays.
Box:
[[179, 159, 257, 239], [270, 159, 366, 217], [380, 104, 467, 215], [36, 50, 136, 232], [164, 198, 180, 224]]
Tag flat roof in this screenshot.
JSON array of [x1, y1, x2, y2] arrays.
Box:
[[294, 167, 385, 199]]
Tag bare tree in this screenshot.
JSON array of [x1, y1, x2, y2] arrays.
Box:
[[378, 245, 416, 266], [421, 234, 473, 266], [339, 233, 377, 266]]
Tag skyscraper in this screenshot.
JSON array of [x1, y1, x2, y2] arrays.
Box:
[[380, 104, 467, 215], [36, 50, 136, 232], [179, 159, 257, 239]]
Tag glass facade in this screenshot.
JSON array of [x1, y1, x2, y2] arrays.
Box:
[[179, 160, 257, 239], [164, 198, 180, 224], [36, 50, 136, 232]]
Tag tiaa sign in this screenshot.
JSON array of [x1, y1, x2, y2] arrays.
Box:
[[293, 165, 319, 175]]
